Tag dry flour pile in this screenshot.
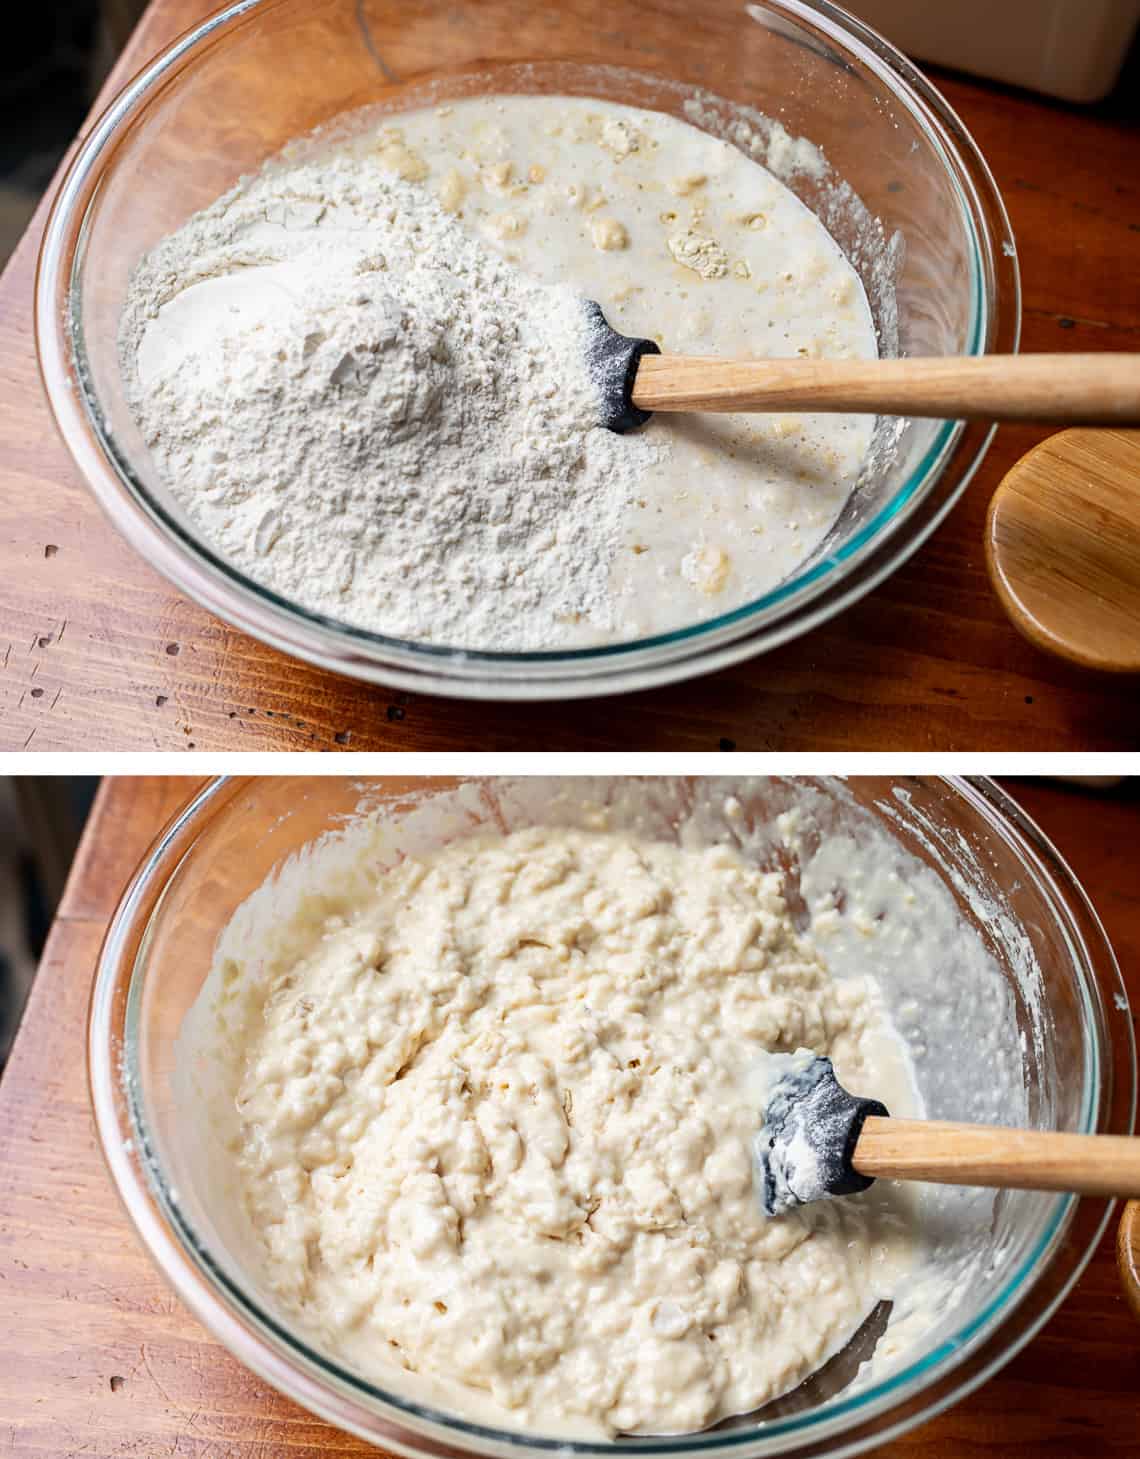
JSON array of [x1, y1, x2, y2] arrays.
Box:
[[120, 154, 658, 650]]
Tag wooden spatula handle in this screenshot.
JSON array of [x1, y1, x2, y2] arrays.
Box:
[[631, 353, 1140, 425], [854, 1117, 1140, 1197]]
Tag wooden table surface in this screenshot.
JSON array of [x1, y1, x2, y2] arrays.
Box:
[[1, 0, 1139, 753], [0, 774, 1138, 1456]]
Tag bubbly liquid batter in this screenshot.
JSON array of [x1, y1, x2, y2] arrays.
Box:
[[127, 94, 878, 647], [368, 97, 877, 627], [188, 825, 922, 1437]]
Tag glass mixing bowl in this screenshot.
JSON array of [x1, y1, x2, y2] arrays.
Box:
[[38, 0, 1018, 700], [89, 776, 1134, 1458]]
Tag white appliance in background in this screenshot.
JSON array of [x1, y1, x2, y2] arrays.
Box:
[[847, 0, 1140, 101]]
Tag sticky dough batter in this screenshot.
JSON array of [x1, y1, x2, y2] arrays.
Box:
[[219, 827, 920, 1436]]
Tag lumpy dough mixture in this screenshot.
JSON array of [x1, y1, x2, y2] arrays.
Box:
[[216, 827, 921, 1436], [124, 93, 878, 649]]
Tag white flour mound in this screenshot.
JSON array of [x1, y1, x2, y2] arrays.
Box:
[[120, 155, 658, 650]]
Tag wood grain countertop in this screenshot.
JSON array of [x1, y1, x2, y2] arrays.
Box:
[[2, 0, 1139, 753], [0, 775, 1138, 1455]]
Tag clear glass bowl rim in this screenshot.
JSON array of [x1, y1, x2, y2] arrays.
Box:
[[88, 776, 1136, 1459], [37, 0, 1020, 699]]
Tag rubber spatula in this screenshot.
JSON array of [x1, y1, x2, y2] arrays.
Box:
[[584, 303, 1140, 433], [752, 1052, 1140, 1217]]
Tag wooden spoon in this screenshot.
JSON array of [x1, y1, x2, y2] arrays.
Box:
[[584, 303, 1140, 431], [1119, 1201, 1140, 1322], [986, 429, 1140, 673]]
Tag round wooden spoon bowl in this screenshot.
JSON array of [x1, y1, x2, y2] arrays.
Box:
[[986, 428, 1140, 672]]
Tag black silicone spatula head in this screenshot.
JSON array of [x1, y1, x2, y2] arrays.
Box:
[[581, 300, 660, 433], [752, 1051, 889, 1217]]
